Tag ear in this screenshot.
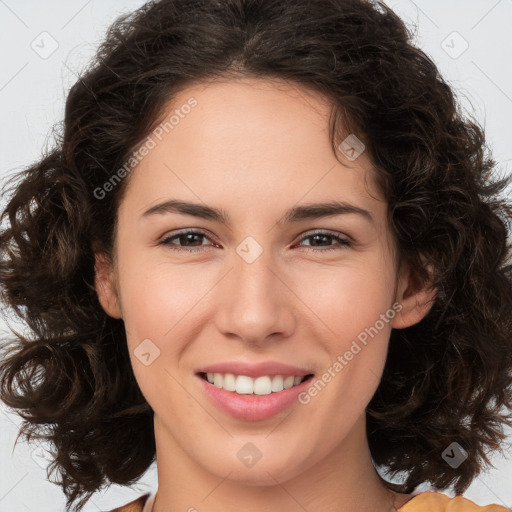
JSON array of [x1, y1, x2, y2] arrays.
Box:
[[94, 252, 122, 319], [391, 260, 436, 329]]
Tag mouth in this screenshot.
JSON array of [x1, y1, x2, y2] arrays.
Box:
[[197, 372, 315, 395], [196, 371, 316, 421]]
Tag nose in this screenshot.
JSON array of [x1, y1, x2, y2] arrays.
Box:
[[213, 244, 296, 345]]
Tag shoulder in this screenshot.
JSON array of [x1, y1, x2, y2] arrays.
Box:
[[399, 491, 510, 512], [110, 493, 151, 512]]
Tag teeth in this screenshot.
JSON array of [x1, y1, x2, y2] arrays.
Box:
[[205, 372, 307, 395], [223, 373, 236, 391], [236, 375, 255, 394]]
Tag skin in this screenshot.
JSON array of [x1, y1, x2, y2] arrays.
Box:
[[95, 78, 435, 512]]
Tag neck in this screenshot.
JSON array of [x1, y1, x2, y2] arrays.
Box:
[[151, 413, 409, 512]]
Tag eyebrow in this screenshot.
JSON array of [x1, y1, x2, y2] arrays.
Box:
[[142, 199, 374, 225]]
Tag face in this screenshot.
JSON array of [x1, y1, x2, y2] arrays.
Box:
[[96, 78, 433, 486]]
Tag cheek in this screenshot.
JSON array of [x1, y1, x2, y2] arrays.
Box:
[[117, 251, 214, 344], [116, 254, 210, 406], [301, 259, 396, 345]]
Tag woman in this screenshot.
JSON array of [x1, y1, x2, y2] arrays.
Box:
[[1, 1, 511, 511]]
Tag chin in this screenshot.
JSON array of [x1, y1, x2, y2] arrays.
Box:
[[196, 442, 316, 486]]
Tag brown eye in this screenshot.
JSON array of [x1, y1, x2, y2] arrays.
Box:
[[296, 231, 352, 252], [159, 230, 215, 252]]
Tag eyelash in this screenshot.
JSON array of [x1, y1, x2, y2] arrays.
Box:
[[158, 229, 352, 253]]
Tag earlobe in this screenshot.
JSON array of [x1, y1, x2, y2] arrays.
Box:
[[391, 262, 436, 329], [94, 252, 123, 319]]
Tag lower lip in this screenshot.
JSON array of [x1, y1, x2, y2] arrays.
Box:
[[196, 374, 314, 421]]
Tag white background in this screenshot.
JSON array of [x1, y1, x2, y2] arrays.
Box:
[[1, 0, 512, 510]]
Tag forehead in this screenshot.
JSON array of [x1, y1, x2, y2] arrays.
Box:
[[121, 77, 385, 223], [164, 77, 367, 166]]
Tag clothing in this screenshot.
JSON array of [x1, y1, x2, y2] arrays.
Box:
[[399, 492, 509, 511], [110, 493, 153, 512], [111, 491, 510, 511]]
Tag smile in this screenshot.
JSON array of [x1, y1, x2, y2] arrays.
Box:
[[199, 372, 313, 395], [196, 372, 315, 421]]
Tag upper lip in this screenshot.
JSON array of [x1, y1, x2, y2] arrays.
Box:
[[196, 361, 315, 378]]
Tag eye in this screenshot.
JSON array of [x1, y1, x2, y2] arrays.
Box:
[[294, 230, 352, 252], [159, 229, 216, 252], [158, 229, 352, 253]]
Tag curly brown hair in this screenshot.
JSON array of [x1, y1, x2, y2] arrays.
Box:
[[1, 0, 512, 510]]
